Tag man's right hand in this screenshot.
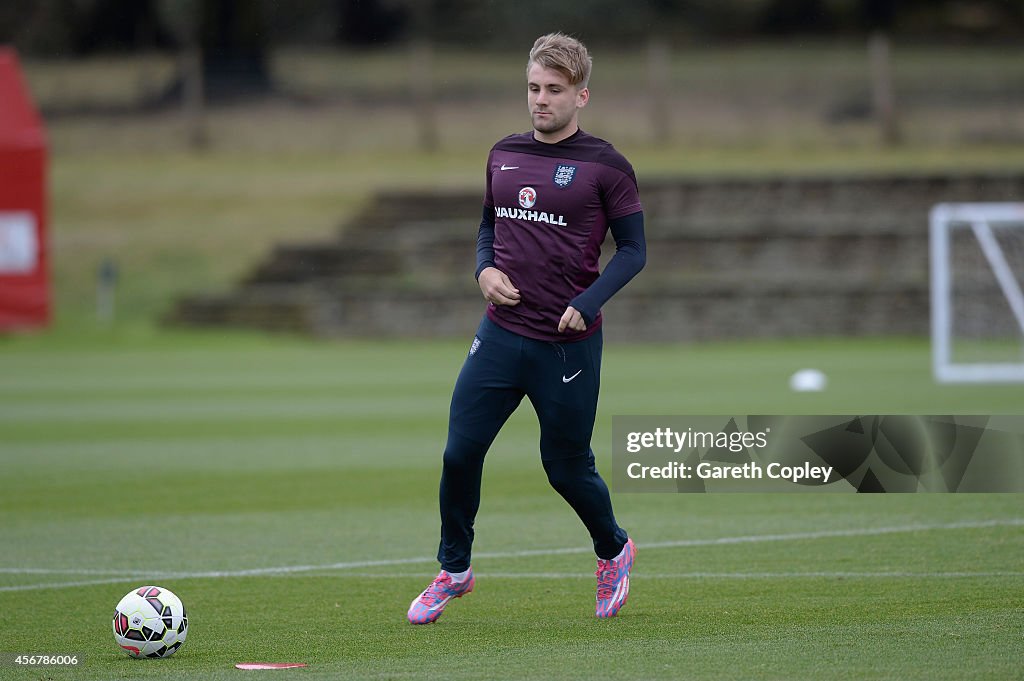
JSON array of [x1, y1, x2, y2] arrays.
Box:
[[478, 267, 521, 306]]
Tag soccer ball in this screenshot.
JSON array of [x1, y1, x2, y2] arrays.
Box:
[[789, 368, 827, 392], [112, 586, 189, 658]]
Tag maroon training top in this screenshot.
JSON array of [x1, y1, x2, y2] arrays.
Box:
[[483, 129, 642, 342]]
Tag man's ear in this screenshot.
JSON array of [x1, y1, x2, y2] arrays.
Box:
[[577, 87, 589, 109]]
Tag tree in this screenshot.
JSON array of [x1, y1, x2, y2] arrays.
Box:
[[157, 0, 272, 103], [336, 0, 407, 46]]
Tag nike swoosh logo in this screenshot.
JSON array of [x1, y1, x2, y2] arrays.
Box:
[[562, 370, 583, 383], [500, 164, 519, 171]]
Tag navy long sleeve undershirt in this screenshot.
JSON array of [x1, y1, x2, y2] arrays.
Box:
[[569, 211, 646, 326], [474, 206, 497, 281], [474, 207, 647, 328]]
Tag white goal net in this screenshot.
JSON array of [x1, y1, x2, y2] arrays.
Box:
[[931, 202, 1024, 383]]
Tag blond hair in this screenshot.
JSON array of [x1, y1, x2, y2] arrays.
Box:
[[527, 33, 592, 89]]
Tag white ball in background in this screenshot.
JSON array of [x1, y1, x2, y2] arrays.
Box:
[[789, 368, 827, 392]]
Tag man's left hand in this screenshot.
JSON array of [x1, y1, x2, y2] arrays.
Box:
[[558, 306, 587, 333]]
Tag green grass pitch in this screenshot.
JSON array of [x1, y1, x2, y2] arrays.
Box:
[[1, 331, 1022, 680]]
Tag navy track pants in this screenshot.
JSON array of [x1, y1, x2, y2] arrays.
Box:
[[437, 315, 628, 572]]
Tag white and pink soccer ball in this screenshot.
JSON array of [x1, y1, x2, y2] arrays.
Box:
[[112, 586, 189, 658]]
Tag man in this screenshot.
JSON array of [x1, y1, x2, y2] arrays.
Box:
[[408, 32, 646, 624]]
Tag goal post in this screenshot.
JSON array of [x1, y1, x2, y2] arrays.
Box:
[[930, 202, 1024, 383]]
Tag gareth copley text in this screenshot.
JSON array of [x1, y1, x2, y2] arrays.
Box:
[[626, 461, 834, 483]]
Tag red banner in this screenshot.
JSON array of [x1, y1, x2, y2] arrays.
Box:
[[0, 46, 49, 330]]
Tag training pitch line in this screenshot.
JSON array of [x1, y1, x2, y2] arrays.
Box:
[[1, 518, 1021, 593]]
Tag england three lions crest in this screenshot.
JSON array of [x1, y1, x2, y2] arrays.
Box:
[[553, 164, 577, 188]]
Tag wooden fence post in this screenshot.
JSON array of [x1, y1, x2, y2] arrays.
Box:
[[869, 31, 900, 146], [647, 37, 672, 145]]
